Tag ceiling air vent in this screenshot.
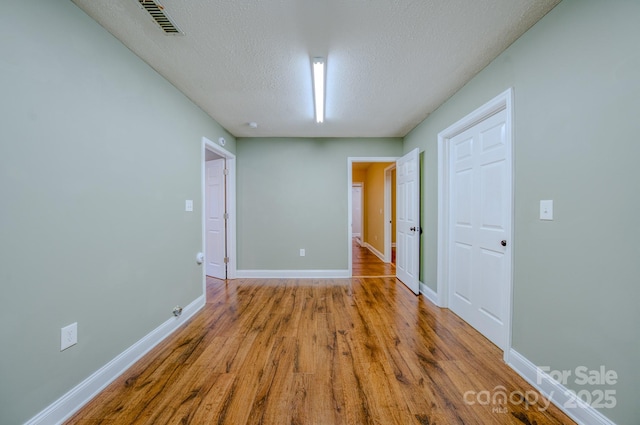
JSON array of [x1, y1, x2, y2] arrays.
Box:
[[137, 0, 184, 35]]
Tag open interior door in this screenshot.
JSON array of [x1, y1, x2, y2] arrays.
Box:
[[205, 158, 227, 279], [396, 148, 420, 294]]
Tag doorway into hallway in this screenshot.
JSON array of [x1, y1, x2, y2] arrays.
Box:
[[348, 158, 398, 278]]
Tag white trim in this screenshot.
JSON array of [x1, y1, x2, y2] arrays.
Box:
[[508, 350, 616, 425], [364, 242, 385, 262], [419, 281, 440, 306], [236, 270, 350, 279], [437, 88, 514, 360], [26, 296, 205, 425], [347, 157, 399, 277], [202, 137, 237, 281]]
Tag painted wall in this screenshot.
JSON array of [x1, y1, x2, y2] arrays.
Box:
[[404, 0, 639, 422], [0, 1, 234, 423], [352, 168, 366, 182], [364, 163, 393, 254], [391, 169, 396, 244], [236, 138, 402, 271]]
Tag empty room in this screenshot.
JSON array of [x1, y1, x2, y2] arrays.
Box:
[[1, 1, 637, 424]]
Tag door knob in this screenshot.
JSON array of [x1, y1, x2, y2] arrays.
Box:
[[410, 226, 416, 231], [501, 240, 507, 247]]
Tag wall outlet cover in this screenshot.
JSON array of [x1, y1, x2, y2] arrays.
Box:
[[61, 322, 78, 351], [540, 200, 553, 220]]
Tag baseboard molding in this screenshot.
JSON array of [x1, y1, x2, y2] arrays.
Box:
[[419, 281, 440, 306], [364, 243, 385, 262], [508, 349, 615, 425], [236, 269, 350, 279], [26, 295, 206, 425]]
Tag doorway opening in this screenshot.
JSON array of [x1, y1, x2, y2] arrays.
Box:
[[347, 157, 398, 277], [202, 137, 236, 288]]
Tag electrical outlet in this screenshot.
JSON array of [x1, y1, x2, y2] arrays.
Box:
[[299, 248, 305, 257], [185, 200, 193, 212], [61, 322, 77, 351], [540, 200, 553, 220]]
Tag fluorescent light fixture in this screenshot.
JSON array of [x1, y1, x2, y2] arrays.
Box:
[[312, 57, 325, 123]]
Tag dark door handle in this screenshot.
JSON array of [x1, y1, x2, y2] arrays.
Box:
[[501, 240, 507, 247], [410, 226, 416, 231]]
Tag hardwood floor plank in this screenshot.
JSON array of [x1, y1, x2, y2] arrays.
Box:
[[313, 311, 346, 424], [186, 373, 236, 425], [246, 336, 303, 425]]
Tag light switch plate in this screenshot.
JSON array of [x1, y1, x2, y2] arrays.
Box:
[[540, 200, 553, 220], [185, 200, 193, 212]]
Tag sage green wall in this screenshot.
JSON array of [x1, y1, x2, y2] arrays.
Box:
[[0, 1, 234, 423], [236, 138, 402, 270], [404, 0, 639, 422]]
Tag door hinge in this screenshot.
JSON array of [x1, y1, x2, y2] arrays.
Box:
[[223, 257, 230, 264], [223, 213, 229, 220], [223, 168, 229, 175]]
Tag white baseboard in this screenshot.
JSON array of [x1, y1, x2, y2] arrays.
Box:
[[364, 243, 385, 262], [26, 295, 205, 425], [507, 349, 615, 425], [236, 269, 350, 279], [419, 281, 440, 306]]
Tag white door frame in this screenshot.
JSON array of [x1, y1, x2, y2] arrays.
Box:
[[436, 88, 514, 360], [347, 157, 398, 277], [202, 137, 237, 292]]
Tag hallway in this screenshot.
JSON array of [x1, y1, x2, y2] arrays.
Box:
[[352, 238, 396, 277]]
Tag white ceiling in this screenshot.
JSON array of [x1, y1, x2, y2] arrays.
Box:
[[71, 0, 560, 138]]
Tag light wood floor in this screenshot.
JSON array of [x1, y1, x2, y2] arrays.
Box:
[[352, 238, 396, 277], [66, 276, 574, 424]]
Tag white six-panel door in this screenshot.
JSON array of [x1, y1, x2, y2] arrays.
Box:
[[205, 158, 226, 279], [352, 185, 363, 238], [396, 148, 420, 294], [448, 109, 510, 349]]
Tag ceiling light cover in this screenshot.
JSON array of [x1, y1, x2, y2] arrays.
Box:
[[312, 58, 325, 123]]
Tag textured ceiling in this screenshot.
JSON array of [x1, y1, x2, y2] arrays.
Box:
[[71, 0, 560, 138]]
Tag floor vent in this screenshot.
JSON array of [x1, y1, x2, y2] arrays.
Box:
[[137, 0, 184, 35]]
